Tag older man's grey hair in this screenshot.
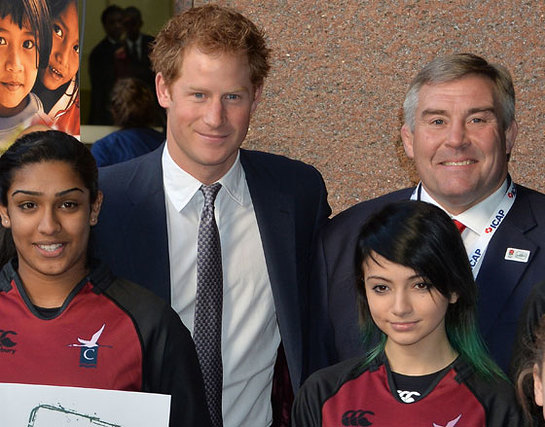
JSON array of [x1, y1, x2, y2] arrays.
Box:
[[403, 53, 515, 132]]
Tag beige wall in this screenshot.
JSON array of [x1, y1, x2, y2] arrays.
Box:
[[193, 0, 545, 215], [81, 1, 545, 215]]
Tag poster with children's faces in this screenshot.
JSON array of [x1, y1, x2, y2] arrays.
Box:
[[0, 0, 80, 153]]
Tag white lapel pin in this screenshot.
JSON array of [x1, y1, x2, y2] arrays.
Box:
[[504, 247, 530, 263]]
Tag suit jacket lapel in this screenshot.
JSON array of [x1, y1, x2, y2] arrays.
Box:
[[124, 147, 171, 301], [240, 151, 296, 311], [476, 190, 538, 336]]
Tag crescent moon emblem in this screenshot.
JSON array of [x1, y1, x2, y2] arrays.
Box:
[[83, 348, 96, 360]]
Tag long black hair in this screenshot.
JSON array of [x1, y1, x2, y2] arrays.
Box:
[[355, 200, 504, 380]]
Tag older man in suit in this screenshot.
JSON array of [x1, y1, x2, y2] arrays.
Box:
[[312, 53, 545, 374], [92, 5, 330, 427]]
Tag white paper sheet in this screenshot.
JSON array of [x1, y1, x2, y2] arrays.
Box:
[[0, 383, 170, 426]]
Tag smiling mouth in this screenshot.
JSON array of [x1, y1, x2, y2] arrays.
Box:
[[36, 243, 64, 252], [390, 321, 419, 331], [48, 65, 64, 80], [1, 81, 23, 91], [196, 132, 230, 144], [441, 160, 476, 166], [198, 131, 227, 138]]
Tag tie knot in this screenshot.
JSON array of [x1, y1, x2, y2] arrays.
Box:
[[453, 219, 466, 234], [200, 183, 222, 206]]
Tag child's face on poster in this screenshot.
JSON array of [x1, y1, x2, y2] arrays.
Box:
[[40, 1, 80, 90], [0, 16, 38, 114]]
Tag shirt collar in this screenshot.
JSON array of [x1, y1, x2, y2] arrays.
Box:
[[419, 179, 509, 235], [162, 145, 245, 212], [126, 34, 142, 48]]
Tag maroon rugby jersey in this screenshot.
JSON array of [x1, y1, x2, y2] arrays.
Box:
[[0, 259, 211, 426], [292, 354, 522, 426]]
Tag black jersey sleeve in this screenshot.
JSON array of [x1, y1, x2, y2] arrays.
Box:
[[292, 373, 325, 426], [104, 277, 212, 426], [462, 372, 524, 427], [292, 358, 360, 426], [142, 299, 211, 426]]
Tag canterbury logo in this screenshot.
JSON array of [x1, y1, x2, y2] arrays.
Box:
[[0, 330, 17, 354], [342, 410, 374, 426], [0, 330, 17, 348], [397, 389, 421, 403], [433, 414, 462, 427]]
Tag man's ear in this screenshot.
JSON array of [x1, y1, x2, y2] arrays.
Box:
[[90, 191, 103, 226], [505, 119, 518, 156], [401, 123, 415, 159], [0, 205, 10, 228], [250, 84, 263, 115], [156, 72, 172, 109], [534, 363, 544, 407]]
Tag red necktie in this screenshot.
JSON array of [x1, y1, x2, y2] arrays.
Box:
[[453, 219, 466, 234]]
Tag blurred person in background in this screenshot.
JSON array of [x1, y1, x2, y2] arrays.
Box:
[[91, 77, 164, 167], [88, 4, 123, 125], [115, 6, 154, 89]]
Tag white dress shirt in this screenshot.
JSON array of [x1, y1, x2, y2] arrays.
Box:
[[419, 179, 509, 258], [125, 34, 142, 60], [162, 146, 280, 427]]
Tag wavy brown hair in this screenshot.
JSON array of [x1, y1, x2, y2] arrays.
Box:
[[110, 78, 160, 128], [150, 4, 270, 89]]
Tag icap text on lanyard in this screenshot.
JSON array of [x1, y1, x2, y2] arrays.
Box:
[[411, 179, 517, 279]]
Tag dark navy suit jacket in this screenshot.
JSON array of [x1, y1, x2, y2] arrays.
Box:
[[91, 145, 331, 391], [311, 184, 545, 373]]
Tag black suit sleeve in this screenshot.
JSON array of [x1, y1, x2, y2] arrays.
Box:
[[305, 228, 339, 377]]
